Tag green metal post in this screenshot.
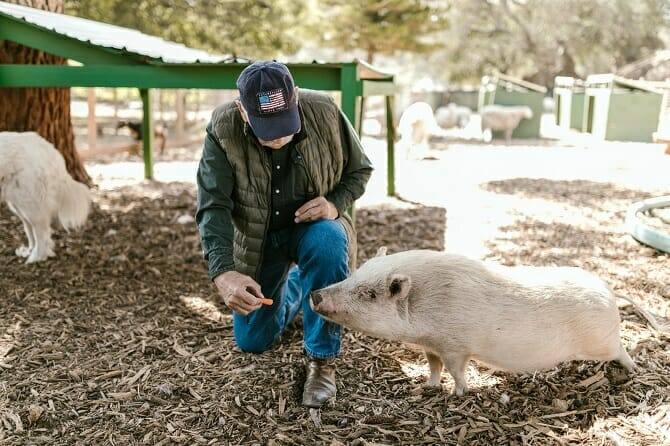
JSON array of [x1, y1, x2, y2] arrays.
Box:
[[340, 63, 361, 224], [356, 96, 366, 136], [385, 95, 396, 197], [139, 88, 153, 180], [340, 63, 359, 128]]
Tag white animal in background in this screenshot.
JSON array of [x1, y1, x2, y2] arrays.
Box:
[[480, 105, 533, 144], [0, 132, 91, 263], [311, 249, 649, 396], [397, 102, 441, 160], [435, 103, 472, 130]]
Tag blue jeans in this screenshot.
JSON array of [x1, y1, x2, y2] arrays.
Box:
[[233, 219, 349, 359]]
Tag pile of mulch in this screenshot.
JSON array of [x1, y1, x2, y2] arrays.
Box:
[[1, 180, 668, 445]]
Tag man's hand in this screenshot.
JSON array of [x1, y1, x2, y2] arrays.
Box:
[[214, 271, 265, 316], [295, 197, 338, 223]]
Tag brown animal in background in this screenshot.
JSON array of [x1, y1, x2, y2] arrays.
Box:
[[116, 120, 167, 155]]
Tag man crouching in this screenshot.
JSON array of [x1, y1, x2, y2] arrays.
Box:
[[196, 61, 372, 408]]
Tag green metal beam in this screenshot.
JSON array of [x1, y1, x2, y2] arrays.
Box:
[[0, 64, 344, 90], [139, 88, 153, 180], [339, 63, 362, 224], [362, 79, 396, 97], [0, 16, 141, 65], [385, 95, 396, 197]]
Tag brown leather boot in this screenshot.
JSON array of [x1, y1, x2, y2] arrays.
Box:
[[302, 357, 337, 408]]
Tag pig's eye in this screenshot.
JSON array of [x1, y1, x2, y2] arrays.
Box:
[[368, 290, 377, 300]]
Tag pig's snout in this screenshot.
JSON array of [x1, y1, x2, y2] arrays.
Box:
[[311, 290, 323, 307], [310, 290, 337, 318]]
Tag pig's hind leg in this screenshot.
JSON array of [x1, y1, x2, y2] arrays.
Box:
[[616, 348, 635, 372], [443, 354, 469, 396], [424, 351, 444, 388]]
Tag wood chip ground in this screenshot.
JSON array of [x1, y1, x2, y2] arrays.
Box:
[[1, 174, 668, 445]]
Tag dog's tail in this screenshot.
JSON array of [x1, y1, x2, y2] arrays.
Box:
[[57, 175, 91, 231]]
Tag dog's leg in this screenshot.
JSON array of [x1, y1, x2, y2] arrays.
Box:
[[26, 215, 52, 264], [45, 225, 55, 257], [7, 202, 34, 257]]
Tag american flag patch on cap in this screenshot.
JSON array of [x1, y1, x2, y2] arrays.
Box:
[[257, 89, 287, 114]]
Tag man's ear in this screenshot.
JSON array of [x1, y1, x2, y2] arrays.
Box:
[[375, 246, 387, 257], [387, 273, 411, 300], [235, 99, 249, 124]]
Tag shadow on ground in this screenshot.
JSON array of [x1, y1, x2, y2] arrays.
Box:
[[483, 178, 654, 211]]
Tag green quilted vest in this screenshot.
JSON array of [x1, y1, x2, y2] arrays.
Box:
[[210, 90, 357, 281]]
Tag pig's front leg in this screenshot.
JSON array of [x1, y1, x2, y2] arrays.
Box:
[[424, 351, 443, 388], [443, 354, 469, 396]]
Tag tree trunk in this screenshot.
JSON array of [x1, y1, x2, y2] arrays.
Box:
[[86, 88, 97, 151], [175, 89, 185, 140], [0, 0, 90, 184], [158, 89, 164, 122], [366, 46, 375, 65], [558, 42, 578, 79]]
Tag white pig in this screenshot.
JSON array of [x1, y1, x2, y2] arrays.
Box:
[[435, 103, 471, 130], [480, 105, 533, 145], [310, 249, 635, 396]]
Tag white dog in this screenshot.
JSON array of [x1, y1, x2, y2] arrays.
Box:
[[0, 132, 91, 263], [397, 102, 442, 160]]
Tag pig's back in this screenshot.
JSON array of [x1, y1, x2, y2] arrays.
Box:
[[412, 252, 615, 309], [400, 252, 621, 372]]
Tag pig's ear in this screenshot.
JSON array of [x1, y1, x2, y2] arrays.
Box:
[[388, 274, 411, 300], [375, 246, 388, 257]]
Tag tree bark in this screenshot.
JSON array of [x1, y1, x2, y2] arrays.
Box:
[[558, 42, 578, 79], [366, 46, 375, 65], [175, 89, 185, 140], [0, 0, 91, 184]]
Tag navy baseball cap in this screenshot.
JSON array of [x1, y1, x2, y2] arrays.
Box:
[[236, 61, 300, 141]]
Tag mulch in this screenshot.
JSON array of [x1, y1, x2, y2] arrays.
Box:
[[1, 179, 668, 445]]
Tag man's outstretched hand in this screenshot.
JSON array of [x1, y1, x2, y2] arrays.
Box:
[[295, 196, 338, 223], [214, 271, 265, 316]]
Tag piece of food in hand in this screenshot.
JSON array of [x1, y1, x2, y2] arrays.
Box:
[[246, 286, 273, 306]]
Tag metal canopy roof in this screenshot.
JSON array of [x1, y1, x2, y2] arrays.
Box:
[[0, 2, 397, 187], [483, 73, 547, 94], [0, 1, 394, 93], [0, 1, 230, 64]]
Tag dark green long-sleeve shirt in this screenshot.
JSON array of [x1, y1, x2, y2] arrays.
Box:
[[196, 105, 372, 280]]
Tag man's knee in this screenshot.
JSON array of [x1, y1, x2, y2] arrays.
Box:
[[301, 220, 348, 265]]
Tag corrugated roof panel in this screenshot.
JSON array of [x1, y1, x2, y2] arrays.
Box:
[[0, 1, 228, 64]]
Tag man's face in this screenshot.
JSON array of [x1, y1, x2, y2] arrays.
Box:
[[236, 87, 299, 150], [257, 133, 295, 149]]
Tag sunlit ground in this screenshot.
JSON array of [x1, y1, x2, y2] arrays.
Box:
[[85, 116, 670, 262], [179, 295, 231, 324]]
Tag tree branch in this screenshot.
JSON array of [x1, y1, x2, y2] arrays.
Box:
[[499, 0, 536, 52]]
